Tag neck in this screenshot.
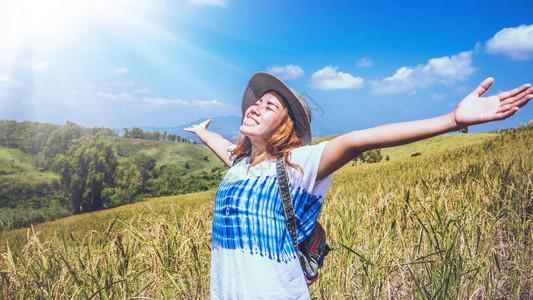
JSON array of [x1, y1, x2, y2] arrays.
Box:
[[249, 138, 268, 167]]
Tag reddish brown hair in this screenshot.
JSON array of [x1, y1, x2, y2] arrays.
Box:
[[231, 97, 304, 173]]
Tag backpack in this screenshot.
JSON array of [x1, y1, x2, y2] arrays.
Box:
[[231, 154, 332, 285], [275, 156, 332, 286]]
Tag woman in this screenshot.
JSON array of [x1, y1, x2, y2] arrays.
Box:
[[185, 72, 532, 299]]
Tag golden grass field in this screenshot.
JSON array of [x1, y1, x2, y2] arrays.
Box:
[[1, 124, 531, 299]]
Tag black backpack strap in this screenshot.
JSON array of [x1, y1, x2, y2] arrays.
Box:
[[231, 154, 247, 167], [276, 156, 300, 252]]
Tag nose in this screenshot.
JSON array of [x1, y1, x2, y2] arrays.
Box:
[[250, 104, 261, 116]]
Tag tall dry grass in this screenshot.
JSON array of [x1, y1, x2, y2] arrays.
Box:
[[316, 124, 532, 299], [1, 124, 531, 299], [1, 202, 214, 299]]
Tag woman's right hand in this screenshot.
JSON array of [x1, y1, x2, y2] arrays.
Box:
[[184, 119, 212, 135], [184, 119, 233, 167]]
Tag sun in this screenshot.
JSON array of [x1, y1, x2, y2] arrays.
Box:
[[3, 0, 96, 47], [1, 0, 162, 60]]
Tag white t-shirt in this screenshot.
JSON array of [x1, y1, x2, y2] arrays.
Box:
[[210, 141, 333, 299]]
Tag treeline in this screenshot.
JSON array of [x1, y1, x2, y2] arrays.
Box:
[[352, 149, 388, 165], [123, 127, 195, 144], [0, 120, 224, 230]]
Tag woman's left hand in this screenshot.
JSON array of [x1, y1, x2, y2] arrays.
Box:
[[453, 78, 532, 128]]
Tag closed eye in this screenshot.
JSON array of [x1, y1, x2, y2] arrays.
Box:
[[267, 102, 279, 111]]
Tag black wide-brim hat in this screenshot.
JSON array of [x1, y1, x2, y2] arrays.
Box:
[[241, 72, 312, 145]]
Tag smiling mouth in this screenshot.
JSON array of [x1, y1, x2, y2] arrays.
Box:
[[243, 116, 259, 126]]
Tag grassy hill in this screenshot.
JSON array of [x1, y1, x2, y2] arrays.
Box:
[[116, 138, 225, 176], [0, 136, 226, 231], [0, 147, 66, 230], [0, 137, 225, 192], [1, 124, 531, 298], [312, 131, 497, 161], [0, 190, 216, 251], [0, 146, 58, 181]]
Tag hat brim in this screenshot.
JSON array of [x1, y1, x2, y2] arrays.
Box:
[[241, 72, 312, 145]]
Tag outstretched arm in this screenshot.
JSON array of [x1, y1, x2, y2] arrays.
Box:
[[317, 78, 533, 180], [184, 119, 233, 167]]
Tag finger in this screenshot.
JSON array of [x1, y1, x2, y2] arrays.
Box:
[[203, 119, 212, 128], [515, 93, 532, 109], [500, 88, 533, 105], [494, 107, 519, 121], [498, 83, 532, 101], [473, 77, 494, 97], [500, 98, 530, 113]]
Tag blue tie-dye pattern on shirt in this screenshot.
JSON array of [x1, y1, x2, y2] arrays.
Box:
[[212, 175, 324, 263]]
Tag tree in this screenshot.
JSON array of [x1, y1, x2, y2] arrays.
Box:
[[30, 122, 57, 154], [41, 130, 64, 170], [152, 130, 160, 141], [108, 157, 141, 205], [61, 121, 82, 143], [133, 154, 157, 193], [130, 127, 144, 139], [53, 135, 118, 213], [354, 149, 383, 164], [143, 131, 153, 140]]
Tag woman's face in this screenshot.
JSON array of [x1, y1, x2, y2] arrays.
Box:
[[240, 91, 287, 143]]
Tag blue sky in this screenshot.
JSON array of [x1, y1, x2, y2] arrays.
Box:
[[1, 0, 532, 136]]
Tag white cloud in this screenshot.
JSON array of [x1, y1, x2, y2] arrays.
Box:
[[143, 97, 189, 106], [193, 99, 226, 106], [486, 24, 533, 60], [0, 75, 24, 88], [266, 65, 304, 80], [134, 87, 152, 94], [186, 0, 227, 7], [310, 66, 364, 90], [424, 51, 475, 82], [371, 51, 475, 95], [142, 97, 227, 107], [357, 57, 373, 68], [0, 75, 25, 99], [112, 67, 128, 74], [430, 94, 446, 101], [103, 80, 135, 87], [21, 59, 50, 71], [97, 92, 136, 101]]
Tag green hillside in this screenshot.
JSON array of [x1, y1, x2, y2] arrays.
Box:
[[0, 147, 60, 195], [1, 124, 531, 298], [0, 119, 226, 231], [0, 146, 59, 184], [0, 190, 216, 251], [0, 147, 66, 230], [0, 147, 37, 175], [116, 138, 225, 175], [312, 132, 497, 161]]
